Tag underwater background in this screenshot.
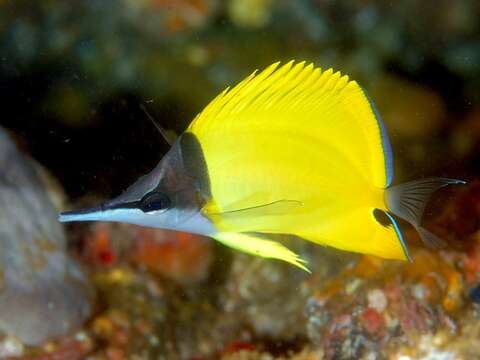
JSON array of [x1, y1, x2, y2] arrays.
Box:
[[1, 0, 480, 359]]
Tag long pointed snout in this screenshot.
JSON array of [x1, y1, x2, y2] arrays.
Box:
[[59, 201, 156, 227], [58, 205, 106, 223], [57, 136, 212, 233]]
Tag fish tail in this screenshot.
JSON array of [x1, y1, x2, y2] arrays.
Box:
[[385, 178, 466, 248]]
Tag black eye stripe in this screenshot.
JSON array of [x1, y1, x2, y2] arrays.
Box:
[[100, 192, 172, 212]]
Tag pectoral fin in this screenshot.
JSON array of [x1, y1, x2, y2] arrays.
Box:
[[213, 232, 310, 272], [205, 199, 304, 219]]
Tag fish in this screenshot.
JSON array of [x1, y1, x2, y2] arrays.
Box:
[[59, 61, 465, 272]]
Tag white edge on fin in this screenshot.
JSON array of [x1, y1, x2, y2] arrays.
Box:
[[384, 211, 412, 262]]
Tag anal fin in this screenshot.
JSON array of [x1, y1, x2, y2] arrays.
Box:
[[213, 232, 310, 272]]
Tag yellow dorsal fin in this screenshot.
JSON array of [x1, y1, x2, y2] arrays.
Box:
[[188, 60, 391, 189]]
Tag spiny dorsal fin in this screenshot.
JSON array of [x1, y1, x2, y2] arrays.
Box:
[[188, 60, 392, 188], [141, 104, 177, 146], [189, 61, 350, 127]]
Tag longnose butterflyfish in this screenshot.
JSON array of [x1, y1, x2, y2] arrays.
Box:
[[59, 61, 465, 272]]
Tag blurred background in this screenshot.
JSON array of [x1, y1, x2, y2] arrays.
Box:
[[1, 1, 480, 359]]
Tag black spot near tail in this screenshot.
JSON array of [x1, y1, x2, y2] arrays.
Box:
[[373, 208, 392, 228]]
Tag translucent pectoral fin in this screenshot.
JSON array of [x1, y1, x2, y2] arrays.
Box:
[[205, 199, 304, 219], [213, 232, 310, 272]]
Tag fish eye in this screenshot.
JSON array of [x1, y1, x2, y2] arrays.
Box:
[[140, 192, 171, 213]]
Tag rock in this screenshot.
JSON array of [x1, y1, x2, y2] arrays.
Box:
[[0, 335, 24, 358], [0, 127, 92, 345], [367, 289, 387, 313]]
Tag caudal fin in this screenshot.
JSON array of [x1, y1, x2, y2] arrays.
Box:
[[385, 178, 466, 249]]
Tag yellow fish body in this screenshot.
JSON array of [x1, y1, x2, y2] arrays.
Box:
[[60, 61, 464, 271]]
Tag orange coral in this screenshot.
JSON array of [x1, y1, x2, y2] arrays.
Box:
[[131, 228, 213, 283]]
